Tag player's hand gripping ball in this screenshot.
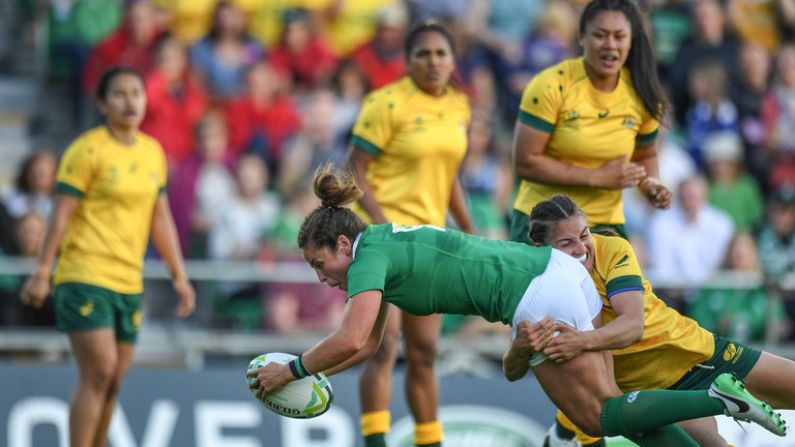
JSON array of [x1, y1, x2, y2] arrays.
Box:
[[246, 352, 334, 418]]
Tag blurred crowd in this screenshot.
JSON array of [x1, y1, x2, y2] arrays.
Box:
[[3, 0, 795, 341]]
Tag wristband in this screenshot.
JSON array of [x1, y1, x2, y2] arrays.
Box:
[[297, 355, 313, 376], [288, 355, 312, 379]]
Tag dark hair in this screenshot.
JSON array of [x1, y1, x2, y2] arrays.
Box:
[[527, 195, 586, 245], [208, 1, 247, 43], [16, 151, 56, 193], [95, 66, 144, 101], [403, 19, 456, 61], [579, 0, 667, 120], [298, 164, 367, 250]]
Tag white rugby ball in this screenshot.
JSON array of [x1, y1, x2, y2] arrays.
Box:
[[246, 352, 334, 419]]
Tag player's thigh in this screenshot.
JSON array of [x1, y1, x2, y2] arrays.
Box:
[[68, 329, 120, 379], [744, 351, 795, 408], [532, 350, 615, 436], [401, 312, 442, 355], [677, 418, 727, 447]]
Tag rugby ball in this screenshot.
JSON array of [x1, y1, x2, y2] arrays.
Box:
[[246, 352, 334, 419]]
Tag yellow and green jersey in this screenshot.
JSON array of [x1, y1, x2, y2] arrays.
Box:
[[54, 126, 168, 294], [350, 76, 470, 226], [348, 224, 552, 324], [513, 57, 659, 225], [591, 234, 714, 391]]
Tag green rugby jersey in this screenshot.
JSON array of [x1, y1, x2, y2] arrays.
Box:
[[347, 224, 553, 324]]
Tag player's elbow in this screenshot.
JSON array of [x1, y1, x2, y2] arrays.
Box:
[[627, 320, 644, 345]]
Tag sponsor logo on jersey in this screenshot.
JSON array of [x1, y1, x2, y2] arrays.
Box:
[[614, 255, 630, 269], [723, 343, 737, 361], [722, 343, 744, 364], [626, 391, 640, 404], [598, 109, 610, 118]]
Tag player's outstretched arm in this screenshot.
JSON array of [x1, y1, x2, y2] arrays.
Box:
[[249, 289, 385, 394], [323, 298, 391, 376]]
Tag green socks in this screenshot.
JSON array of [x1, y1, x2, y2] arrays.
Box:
[[600, 390, 723, 436], [364, 433, 387, 447]]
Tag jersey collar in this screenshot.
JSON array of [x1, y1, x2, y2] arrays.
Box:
[[351, 232, 363, 259]]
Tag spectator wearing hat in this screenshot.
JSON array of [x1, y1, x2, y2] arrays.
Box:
[[704, 131, 764, 232], [757, 184, 795, 338]]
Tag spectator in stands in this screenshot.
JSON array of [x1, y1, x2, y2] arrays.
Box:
[[727, 0, 783, 53], [278, 88, 351, 194], [668, 0, 741, 126], [82, 0, 162, 96], [703, 131, 764, 232], [762, 42, 795, 189], [730, 42, 772, 187], [20, 67, 195, 447], [350, 3, 408, 90], [647, 174, 735, 286], [48, 0, 122, 128], [169, 112, 236, 258], [689, 231, 787, 342], [141, 34, 208, 166], [461, 110, 511, 239], [497, 0, 576, 122], [209, 154, 279, 308], [269, 8, 338, 93], [189, 1, 264, 101], [683, 62, 740, 170], [224, 61, 302, 173], [329, 59, 369, 135], [757, 184, 795, 338], [4, 150, 56, 220], [208, 153, 279, 264]]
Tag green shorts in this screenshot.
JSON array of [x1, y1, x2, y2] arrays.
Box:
[[668, 335, 761, 391], [509, 209, 628, 243], [54, 282, 143, 343]]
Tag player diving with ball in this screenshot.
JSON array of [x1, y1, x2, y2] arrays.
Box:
[[247, 165, 787, 447]]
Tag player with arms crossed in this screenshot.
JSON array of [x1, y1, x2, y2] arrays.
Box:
[[248, 165, 787, 447], [521, 194, 795, 446]]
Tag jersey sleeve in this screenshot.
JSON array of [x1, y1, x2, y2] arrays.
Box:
[[350, 90, 395, 156], [156, 143, 168, 193], [602, 237, 645, 299], [636, 114, 660, 145], [347, 249, 391, 298], [55, 137, 95, 198], [517, 68, 563, 133]]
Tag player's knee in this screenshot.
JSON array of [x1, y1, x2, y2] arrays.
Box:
[[404, 337, 438, 368], [371, 330, 400, 364], [83, 363, 117, 391]]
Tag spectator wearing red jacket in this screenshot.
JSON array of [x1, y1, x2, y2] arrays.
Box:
[[82, 0, 162, 94], [141, 35, 208, 166], [350, 3, 408, 90], [224, 62, 302, 173], [269, 8, 338, 93]]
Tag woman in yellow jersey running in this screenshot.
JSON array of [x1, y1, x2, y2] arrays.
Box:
[[524, 195, 795, 447], [346, 20, 474, 447], [20, 67, 196, 447], [510, 0, 671, 243]]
